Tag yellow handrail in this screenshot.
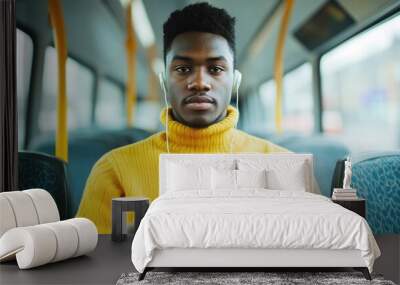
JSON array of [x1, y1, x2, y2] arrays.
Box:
[[125, 2, 137, 127], [273, 0, 295, 133], [146, 44, 159, 102], [48, 0, 68, 161]]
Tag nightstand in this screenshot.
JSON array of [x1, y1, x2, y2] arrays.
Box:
[[112, 197, 149, 242], [332, 198, 366, 218]]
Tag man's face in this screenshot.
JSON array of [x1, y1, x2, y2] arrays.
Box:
[[165, 32, 235, 128]]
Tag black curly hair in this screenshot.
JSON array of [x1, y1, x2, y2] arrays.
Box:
[[163, 2, 236, 63]]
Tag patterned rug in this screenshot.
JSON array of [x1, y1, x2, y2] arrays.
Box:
[[116, 271, 396, 285]]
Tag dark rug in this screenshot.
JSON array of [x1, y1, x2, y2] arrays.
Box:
[[116, 271, 396, 285]]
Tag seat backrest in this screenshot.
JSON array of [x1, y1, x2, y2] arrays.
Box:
[[18, 151, 69, 219], [351, 152, 400, 234], [29, 128, 152, 217], [278, 136, 349, 197]]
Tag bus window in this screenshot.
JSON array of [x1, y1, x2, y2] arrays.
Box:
[[40, 46, 94, 133], [321, 15, 400, 152], [95, 78, 125, 129], [16, 28, 33, 148], [134, 100, 162, 131], [259, 63, 314, 134]]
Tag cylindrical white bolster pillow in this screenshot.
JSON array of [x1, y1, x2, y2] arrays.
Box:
[[64, 218, 98, 257], [0, 218, 98, 269], [0, 196, 17, 237], [42, 221, 79, 262], [23, 189, 60, 224], [0, 191, 40, 228], [0, 189, 60, 238]]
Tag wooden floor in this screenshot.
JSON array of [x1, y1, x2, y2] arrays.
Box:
[[373, 234, 400, 284], [0, 234, 398, 284]]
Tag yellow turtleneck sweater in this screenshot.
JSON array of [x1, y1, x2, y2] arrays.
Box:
[[76, 106, 288, 233]]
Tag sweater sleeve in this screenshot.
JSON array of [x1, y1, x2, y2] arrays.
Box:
[[76, 153, 124, 234]]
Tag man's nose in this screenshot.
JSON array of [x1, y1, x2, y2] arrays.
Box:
[[187, 69, 211, 92]]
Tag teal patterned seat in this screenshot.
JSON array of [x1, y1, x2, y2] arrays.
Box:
[[30, 128, 152, 217], [18, 151, 69, 220], [351, 152, 400, 234]]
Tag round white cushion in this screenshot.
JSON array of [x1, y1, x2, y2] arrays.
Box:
[[0, 226, 57, 269], [0, 218, 97, 269], [23, 189, 60, 224], [42, 221, 79, 262], [0, 196, 17, 237], [0, 191, 39, 227], [65, 218, 98, 257], [0, 189, 60, 238]]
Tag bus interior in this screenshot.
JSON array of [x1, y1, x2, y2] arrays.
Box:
[[2, 0, 400, 283]]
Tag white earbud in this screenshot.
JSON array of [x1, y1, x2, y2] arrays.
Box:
[[232, 70, 242, 94], [231, 70, 242, 154], [158, 72, 170, 153], [232, 69, 242, 118]]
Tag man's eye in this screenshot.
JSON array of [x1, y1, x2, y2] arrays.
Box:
[[209, 66, 224, 74], [175, 66, 191, 73]]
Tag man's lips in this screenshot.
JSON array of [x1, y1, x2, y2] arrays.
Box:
[[184, 94, 215, 104], [183, 94, 215, 111]]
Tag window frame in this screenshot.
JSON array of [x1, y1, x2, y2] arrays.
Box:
[[16, 25, 36, 149], [255, 60, 315, 134], [94, 75, 125, 128], [40, 45, 97, 133], [318, 10, 400, 132]]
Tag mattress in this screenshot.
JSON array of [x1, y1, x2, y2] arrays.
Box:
[[131, 190, 380, 273]]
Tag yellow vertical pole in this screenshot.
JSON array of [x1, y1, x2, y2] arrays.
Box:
[[146, 44, 159, 102], [48, 0, 68, 161], [125, 2, 137, 127], [274, 0, 295, 133]]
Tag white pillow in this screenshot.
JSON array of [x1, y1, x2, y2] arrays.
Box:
[[236, 169, 267, 189], [266, 162, 307, 191], [237, 159, 310, 192], [212, 169, 268, 190], [167, 162, 212, 191], [211, 168, 236, 190]]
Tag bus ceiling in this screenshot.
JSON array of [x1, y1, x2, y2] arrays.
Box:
[[14, 0, 400, 147]]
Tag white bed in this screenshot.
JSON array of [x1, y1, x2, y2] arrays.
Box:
[[131, 154, 380, 280]]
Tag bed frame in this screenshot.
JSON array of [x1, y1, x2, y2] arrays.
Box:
[[138, 154, 372, 281], [139, 248, 371, 280]]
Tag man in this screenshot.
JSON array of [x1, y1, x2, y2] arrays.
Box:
[[77, 3, 314, 234]]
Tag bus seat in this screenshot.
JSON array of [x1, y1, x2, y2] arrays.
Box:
[[66, 129, 151, 216], [350, 151, 400, 234], [277, 136, 350, 197], [66, 137, 121, 218], [29, 128, 152, 217], [249, 130, 303, 145], [120, 127, 153, 142], [18, 151, 69, 220]]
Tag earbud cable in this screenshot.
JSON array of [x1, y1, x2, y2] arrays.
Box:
[[230, 83, 240, 153], [160, 74, 170, 154]]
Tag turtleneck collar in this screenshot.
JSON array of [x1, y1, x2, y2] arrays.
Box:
[[158, 105, 239, 152]]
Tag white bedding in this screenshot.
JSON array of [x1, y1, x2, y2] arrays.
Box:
[[131, 190, 380, 273]]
